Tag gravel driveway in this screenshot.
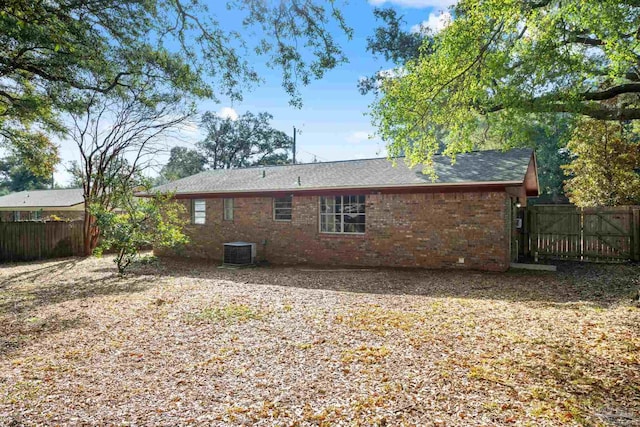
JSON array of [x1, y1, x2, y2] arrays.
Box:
[[0, 256, 638, 426]]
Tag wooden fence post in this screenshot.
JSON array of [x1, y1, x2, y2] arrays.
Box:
[[529, 206, 537, 260], [523, 207, 531, 258], [633, 208, 640, 262]]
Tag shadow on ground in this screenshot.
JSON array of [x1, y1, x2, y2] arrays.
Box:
[[0, 258, 153, 315], [124, 257, 640, 308], [0, 257, 155, 356]]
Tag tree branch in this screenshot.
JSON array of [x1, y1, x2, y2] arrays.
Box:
[[583, 83, 640, 101]]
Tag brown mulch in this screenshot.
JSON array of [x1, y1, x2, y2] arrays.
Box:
[[0, 256, 638, 426]]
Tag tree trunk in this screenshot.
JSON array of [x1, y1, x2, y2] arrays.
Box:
[[82, 202, 99, 256]]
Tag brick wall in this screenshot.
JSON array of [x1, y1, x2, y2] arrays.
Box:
[[157, 191, 511, 271]]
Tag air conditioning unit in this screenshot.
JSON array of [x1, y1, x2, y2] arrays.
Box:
[[223, 242, 257, 266]]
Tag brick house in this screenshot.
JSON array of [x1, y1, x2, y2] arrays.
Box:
[[151, 149, 539, 271], [0, 188, 85, 222]]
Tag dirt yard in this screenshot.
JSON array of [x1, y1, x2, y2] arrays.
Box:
[[0, 256, 638, 426]]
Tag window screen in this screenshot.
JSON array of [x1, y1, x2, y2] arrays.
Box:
[[192, 200, 206, 224], [274, 195, 293, 221], [223, 198, 234, 221]]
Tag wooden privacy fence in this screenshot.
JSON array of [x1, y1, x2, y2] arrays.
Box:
[[527, 205, 640, 262], [0, 221, 84, 262]]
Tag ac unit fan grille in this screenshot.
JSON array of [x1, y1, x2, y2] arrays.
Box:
[[224, 245, 253, 265]]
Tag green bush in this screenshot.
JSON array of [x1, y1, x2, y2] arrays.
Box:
[[91, 191, 188, 274]]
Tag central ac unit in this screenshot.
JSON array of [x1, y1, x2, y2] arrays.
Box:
[[223, 242, 257, 266]]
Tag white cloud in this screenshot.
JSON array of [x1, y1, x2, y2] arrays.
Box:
[[410, 11, 452, 34], [346, 131, 372, 144], [217, 107, 238, 121], [378, 67, 406, 79], [368, 0, 456, 9]]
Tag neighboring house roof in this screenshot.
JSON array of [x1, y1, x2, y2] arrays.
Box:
[[0, 188, 84, 209], [151, 148, 537, 196]]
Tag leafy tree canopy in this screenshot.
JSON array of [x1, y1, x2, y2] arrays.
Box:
[[363, 5, 571, 199], [198, 111, 293, 170], [1, 0, 351, 176], [371, 0, 640, 169], [563, 119, 640, 207], [159, 146, 206, 183], [0, 155, 51, 195], [529, 123, 572, 203], [359, 8, 428, 95]]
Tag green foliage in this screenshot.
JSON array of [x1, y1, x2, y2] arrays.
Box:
[[158, 147, 206, 183], [0, 0, 350, 176], [91, 190, 188, 274], [563, 119, 640, 207], [198, 111, 293, 169], [359, 8, 429, 95], [0, 155, 52, 194], [533, 127, 572, 203], [478, 118, 573, 202], [1, 130, 60, 179], [371, 0, 640, 169]]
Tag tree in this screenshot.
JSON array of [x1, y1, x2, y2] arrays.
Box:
[[159, 147, 206, 182], [358, 8, 428, 95], [563, 119, 640, 207], [92, 188, 188, 274], [476, 116, 573, 202], [371, 1, 640, 168], [0, 0, 351, 176], [69, 86, 193, 255], [530, 123, 572, 203], [363, 6, 571, 196], [64, 161, 86, 189], [0, 155, 51, 195], [198, 111, 293, 169]]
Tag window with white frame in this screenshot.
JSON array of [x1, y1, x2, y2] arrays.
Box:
[[274, 195, 293, 221], [192, 199, 206, 224], [31, 210, 42, 221], [223, 198, 234, 221], [13, 211, 20, 221], [320, 195, 365, 234]]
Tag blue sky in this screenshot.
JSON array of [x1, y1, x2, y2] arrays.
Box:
[[54, 0, 456, 185]]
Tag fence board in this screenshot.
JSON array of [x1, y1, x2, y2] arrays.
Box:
[[532, 206, 581, 260], [529, 205, 639, 262], [633, 209, 640, 261], [0, 221, 84, 262]]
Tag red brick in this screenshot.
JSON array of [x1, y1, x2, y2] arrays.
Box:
[[156, 191, 511, 271]]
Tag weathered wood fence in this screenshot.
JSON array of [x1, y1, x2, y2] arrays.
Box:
[[526, 205, 640, 262], [0, 221, 84, 262]]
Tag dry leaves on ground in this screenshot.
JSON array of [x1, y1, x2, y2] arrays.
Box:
[[0, 256, 638, 426]]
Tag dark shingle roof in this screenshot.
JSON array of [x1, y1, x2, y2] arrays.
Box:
[[151, 149, 534, 195], [0, 188, 84, 208]]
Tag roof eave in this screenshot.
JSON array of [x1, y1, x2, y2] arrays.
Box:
[[145, 181, 525, 198], [0, 202, 85, 211], [524, 152, 540, 197]]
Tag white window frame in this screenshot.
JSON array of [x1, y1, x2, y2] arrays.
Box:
[[31, 210, 42, 221], [319, 195, 366, 234], [273, 195, 293, 221], [192, 199, 206, 225], [223, 198, 234, 221], [13, 211, 20, 221]]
